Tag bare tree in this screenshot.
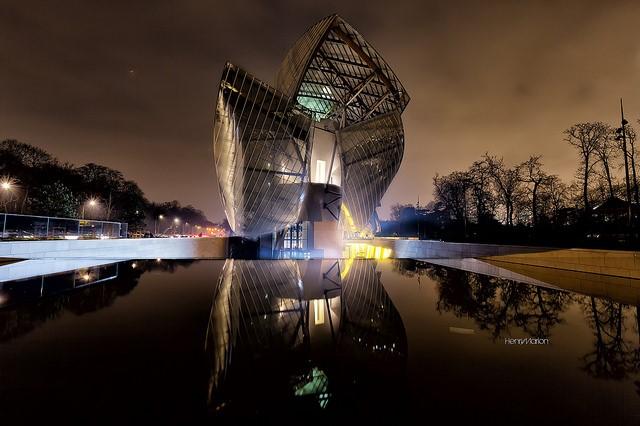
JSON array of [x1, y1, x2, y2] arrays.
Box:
[[433, 171, 471, 231], [594, 126, 617, 199], [543, 175, 569, 222], [468, 159, 496, 224], [629, 124, 639, 204], [390, 203, 412, 221], [520, 155, 552, 227], [564, 122, 610, 211], [484, 154, 521, 226]]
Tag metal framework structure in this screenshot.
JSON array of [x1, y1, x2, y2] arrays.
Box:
[[214, 14, 409, 238], [204, 259, 407, 413]]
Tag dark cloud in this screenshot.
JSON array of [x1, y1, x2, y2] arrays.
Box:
[[1, 0, 639, 219]]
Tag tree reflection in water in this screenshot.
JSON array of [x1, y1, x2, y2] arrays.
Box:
[[395, 259, 640, 383], [205, 259, 408, 421], [0, 259, 194, 342], [580, 297, 640, 381], [395, 259, 573, 339]]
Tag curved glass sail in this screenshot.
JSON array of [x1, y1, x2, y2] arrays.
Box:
[[213, 64, 313, 237], [214, 15, 409, 238], [276, 14, 410, 125], [339, 111, 404, 230]]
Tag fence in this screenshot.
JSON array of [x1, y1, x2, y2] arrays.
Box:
[[0, 213, 128, 240]]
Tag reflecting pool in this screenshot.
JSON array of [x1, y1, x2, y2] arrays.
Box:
[[1, 258, 640, 424]]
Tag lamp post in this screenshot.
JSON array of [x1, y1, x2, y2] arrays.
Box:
[[174, 217, 180, 235], [82, 198, 98, 219], [0, 176, 18, 213], [615, 98, 633, 227], [155, 214, 164, 234], [1, 179, 12, 213]]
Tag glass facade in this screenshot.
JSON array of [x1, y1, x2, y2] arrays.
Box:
[[213, 14, 410, 238], [283, 222, 308, 250], [213, 64, 313, 238]]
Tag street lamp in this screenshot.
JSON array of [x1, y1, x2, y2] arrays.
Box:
[[155, 214, 164, 234], [0, 176, 17, 213], [615, 98, 633, 226], [82, 198, 99, 219], [174, 217, 180, 235]]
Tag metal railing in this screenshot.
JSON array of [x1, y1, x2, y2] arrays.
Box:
[[0, 213, 128, 240]]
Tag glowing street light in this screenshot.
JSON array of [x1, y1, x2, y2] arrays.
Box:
[[0, 175, 16, 192], [173, 217, 180, 235], [82, 198, 99, 219], [0, 176, 17, 213], [155, 214, 164, 235]]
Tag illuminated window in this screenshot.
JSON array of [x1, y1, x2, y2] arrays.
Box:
[[313, 299, 325, 325], [316, 160, 326, 183]]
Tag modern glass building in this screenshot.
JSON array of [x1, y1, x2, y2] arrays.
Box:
[[205, 259, 407, 416], [213, 14, 410, 256]]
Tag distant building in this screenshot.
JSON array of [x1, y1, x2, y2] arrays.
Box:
[[591, 196, 639, 224], [398, 202, 449, 224]]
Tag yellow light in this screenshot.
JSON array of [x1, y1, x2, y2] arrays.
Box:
[[343, 243, 392, 260], [1, 182, 10, 190], [340, 257, 354, 279], [131, 262, 137, 268], [82, 273, 91, 281], [313, 299, 325, 325], [340, 204, 357, 234], [159, 214, 164, 219], [174, 218, 180, 224]]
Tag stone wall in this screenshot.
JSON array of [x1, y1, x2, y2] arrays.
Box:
[[0, 237, 227, 260]]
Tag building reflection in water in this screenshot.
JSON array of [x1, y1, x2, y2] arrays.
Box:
[[205, 259, 408, 420], [395, 259, 640, 385], [0, 260, 193, 343]]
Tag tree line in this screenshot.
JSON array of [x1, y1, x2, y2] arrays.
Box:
[[387, 119, 640, 247], [0, 139, 216, 232]]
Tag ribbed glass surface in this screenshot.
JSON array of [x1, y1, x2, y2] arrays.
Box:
[[213, 63, 313, 237], [276, 14, 410, 125], [214, 15, 409, 237], [339, 111, 404, 230]]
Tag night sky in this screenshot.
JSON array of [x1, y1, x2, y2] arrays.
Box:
[[2, 0, 640, 220]]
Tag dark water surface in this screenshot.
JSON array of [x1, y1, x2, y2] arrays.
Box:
[[1, 258, 640, 425]]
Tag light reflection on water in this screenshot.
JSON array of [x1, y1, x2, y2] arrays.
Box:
[[0, 258, 639, 424]]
